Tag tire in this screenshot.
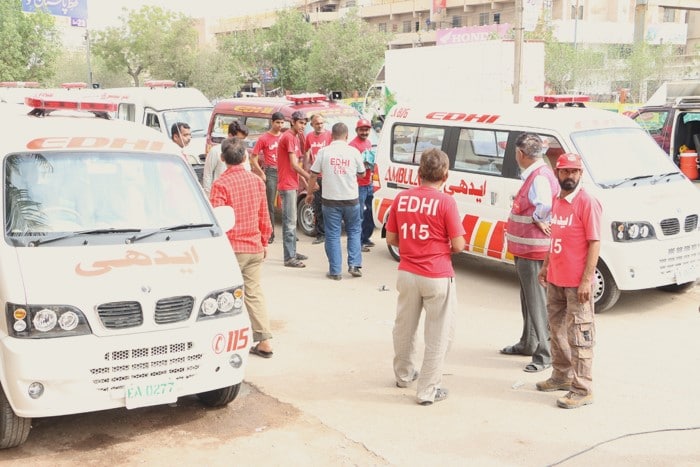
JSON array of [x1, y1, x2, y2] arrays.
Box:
[[0, 385, 31, 449], [657, 281, 697, 293], [387, 243, 400, 262], [593, 260, 620, 313], [196, 383, 241, 407], [297, 197, 317, 237]]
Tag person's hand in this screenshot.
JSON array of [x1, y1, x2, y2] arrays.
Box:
[[577, 280, 591, 304], [535, 220, 551, 236], [263, 247, 268, 260], [537, 267, 548, 288], [305, 193, 314, 205]]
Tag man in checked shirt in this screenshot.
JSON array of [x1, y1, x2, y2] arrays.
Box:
[[210, 138, 275, 358]]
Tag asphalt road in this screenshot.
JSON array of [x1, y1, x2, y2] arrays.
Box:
[[3, 232, 699, 466]]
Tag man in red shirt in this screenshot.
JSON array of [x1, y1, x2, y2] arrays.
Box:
[[386, 148, 466, 406], [210, 138, 274, 358], [304, 114, 332, 244], [277, 110, 310, 267], [251, 112, 285, 244], [537, 153, 602, 409], [349, 119, 376, 252]]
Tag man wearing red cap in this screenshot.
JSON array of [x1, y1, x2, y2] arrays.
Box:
[[349, 119, 376, 252], [537, 153, 602, 409]]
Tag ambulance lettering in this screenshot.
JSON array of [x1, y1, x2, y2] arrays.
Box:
[[27, 137, 164, 152], [426, 112, 500, 124], [231, 105, 274, 114], [385, 166, 419, 187], [212, 327, 250, 354]]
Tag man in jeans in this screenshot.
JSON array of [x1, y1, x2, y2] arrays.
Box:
[[251, 112, 285, 244], [305, 122, 365, 280], [349, 119, 376, 252], [304, 114, 332, 245], [276, 111, 310, 268]]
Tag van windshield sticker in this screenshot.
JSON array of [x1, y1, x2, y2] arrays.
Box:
[[75, 246, 199, 276], [27, 137, 165, 152]]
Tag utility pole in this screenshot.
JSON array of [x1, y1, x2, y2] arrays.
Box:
[[513, 0, 524, 103], [85, 28, 93, 86]]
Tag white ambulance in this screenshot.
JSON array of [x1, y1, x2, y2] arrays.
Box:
[[372, 96, 700, 312], [0, 95, 249, 449], [99, 80, 213, 181]]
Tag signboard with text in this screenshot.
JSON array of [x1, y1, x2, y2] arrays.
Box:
[[22, 0, 87, 21]]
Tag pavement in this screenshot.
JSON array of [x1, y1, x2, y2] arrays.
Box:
[[245, 233, 700, 466]]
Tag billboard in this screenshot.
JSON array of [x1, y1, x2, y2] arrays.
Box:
[[22, 0, 87, 21]]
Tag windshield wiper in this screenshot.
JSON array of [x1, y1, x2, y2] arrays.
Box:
[[28, 228, 141, 247], [128, 223, 214, 243], [651, 171, 682, 183], [606, 174, 654, 189]]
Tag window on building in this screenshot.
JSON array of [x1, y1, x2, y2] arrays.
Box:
[[392, 23, 398, 32], [452, 15, 462, 27], [479, 12, 489, 26], [403, 20, 412, 33], [415, 21, 420, 32], [378, 22, 386, 32], [493, 13, 501, 24], [663, 8, 675, 22]]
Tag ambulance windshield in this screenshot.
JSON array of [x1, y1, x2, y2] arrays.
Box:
[[5, 152, 213, 242], [570, 127, 683, 188]]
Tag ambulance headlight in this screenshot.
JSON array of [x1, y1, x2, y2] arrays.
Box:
[[6, 303, 91, 338], [612, 221, 655, 242], [197, 286, 244, 320]]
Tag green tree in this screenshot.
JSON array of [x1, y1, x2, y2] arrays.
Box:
[[91, 6, 198, 86], [217, 23, 269, 95], [624, 42, 675, 102], [263, 9, 314, 92], [189, 46, 241, 100], [0, 0, 60, 83], [306, 9, 388, 95], [544, 42, 603, 94]]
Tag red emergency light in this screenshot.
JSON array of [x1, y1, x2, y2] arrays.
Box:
[[144, 80, 176, 88], [534, 94, 589, 108], [287, 93, 328, 104], [60, 82, 88, 90], [0, 81, 40, 88], [25, 96, 118, 113]]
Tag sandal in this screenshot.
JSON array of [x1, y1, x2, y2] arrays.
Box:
[[284, 258, 306, 268], [524, 363, 551, 373], [250, 344, 273, 359]]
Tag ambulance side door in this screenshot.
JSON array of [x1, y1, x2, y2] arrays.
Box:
[[444, 126, 515, 261]]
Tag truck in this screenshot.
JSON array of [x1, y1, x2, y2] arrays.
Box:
[[364, 40, 545, 123]]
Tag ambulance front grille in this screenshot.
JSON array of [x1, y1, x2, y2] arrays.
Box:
[[660, 215, 698, 236], [97, 301, 142, 329], [658, 243, 700, 278], [89, 341, 202, 392], [155, 296, 194, 324]]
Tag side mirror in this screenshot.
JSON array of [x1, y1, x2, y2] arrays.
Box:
[[213, 205, 235, 232]]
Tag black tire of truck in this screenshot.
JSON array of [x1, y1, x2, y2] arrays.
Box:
[[196, 383, 241, 407], [0, 385, 31, 449], [593, 260, 620, 313]]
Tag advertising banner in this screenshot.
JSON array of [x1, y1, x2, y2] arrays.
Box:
[[22, 0, 87, 21]]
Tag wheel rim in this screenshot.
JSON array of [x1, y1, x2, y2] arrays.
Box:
[[298, 203, 315, 235], [593, 268, 604, 302]]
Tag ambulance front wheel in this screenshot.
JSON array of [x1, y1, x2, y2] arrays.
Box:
[[196, 383, 241, 407], [387, 243, 400, 262], [593, 260, 620, 313], [0, 384, 31, 449], [297, 197, 317, 237]]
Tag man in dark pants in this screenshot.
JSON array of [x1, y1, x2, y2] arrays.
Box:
[[502, 133, 559, 373]]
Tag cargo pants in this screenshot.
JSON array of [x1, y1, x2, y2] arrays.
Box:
[[546, 284, 595, 396]]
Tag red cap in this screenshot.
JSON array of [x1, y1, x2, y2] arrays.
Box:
[[556, 153, 583, 169], [356, 118, 371, 129]]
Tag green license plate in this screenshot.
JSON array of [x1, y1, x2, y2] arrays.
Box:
[[125, 380, 177, 409]]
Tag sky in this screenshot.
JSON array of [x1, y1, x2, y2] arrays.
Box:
[[86, 0, 298, 29]]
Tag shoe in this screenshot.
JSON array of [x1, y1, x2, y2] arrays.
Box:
[[557, 391, 593, 409], [499, 344, 529, 356], [363, 240, 376, 247], [524, 363, 551, 373], [268, 235, 274, 244], [295, 253, 308, 260], [326, 273, 342, 281], [418, 388, 449, 406], [396, 371, 419, 388], [312, 235, 325, 245], [249, 344, 273, 359], [536, 377, 572, 392], [284, 258, 306, 268], [361, 245, 370, 252], [348, 266, 362, 277]]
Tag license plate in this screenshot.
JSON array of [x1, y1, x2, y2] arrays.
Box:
[[675, 265, 697, 284], [125, 379, 178, 409]]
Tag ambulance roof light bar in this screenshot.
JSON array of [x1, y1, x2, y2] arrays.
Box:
[[0, 81, 40, 88], [25, 96, 117, 118], [144, 80, 177, 89], [534, 94, 589, 109], [287, 93, 328, 104], [60, 82, 88, 90]]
